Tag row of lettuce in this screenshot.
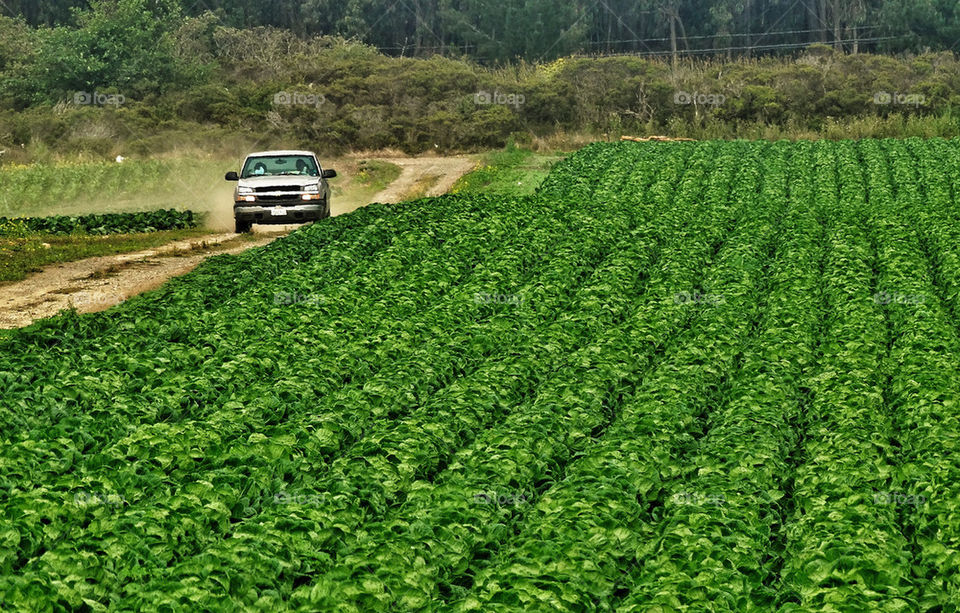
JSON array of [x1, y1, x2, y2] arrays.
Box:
[[2, 139, 960, 610]]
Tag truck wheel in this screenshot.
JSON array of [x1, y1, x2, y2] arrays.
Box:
[[235, 218, 252, 233]]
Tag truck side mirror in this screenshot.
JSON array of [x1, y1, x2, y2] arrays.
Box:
[[225, 171, 239, 181], [321, 169, 337, 179]]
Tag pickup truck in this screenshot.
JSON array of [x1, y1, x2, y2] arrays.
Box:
[[225, 150, 337, 233]]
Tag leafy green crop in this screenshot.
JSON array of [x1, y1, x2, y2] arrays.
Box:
[[0, 209, 200, 236], [2, 139, 960, 611]]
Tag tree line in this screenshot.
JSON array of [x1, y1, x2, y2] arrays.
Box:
[[3, 0, 960, 63]]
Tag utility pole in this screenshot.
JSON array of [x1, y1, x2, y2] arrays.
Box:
[[661, 4, 684, 67], [744, 0, 753, 58], [670, 11, 677, 66], [833, 0, 841, 50], [819, 0, 828, 43]]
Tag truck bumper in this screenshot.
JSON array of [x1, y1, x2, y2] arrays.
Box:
[[234, 203, 328, 224]]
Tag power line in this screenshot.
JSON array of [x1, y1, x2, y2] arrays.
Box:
[[583, 26, 881, 47], [583, 35, 904, 58], [371, 34, 902, 59]]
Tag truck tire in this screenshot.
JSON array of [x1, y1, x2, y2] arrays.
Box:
[[235, 218, 252, 233]]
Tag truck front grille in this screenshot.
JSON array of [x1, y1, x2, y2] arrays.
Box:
[[254, 186, 302, 193], [257, 195, 304, 203]]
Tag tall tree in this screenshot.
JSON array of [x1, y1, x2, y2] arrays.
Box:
[[5, 0, 960, 59], [23, 0, 196, 102]]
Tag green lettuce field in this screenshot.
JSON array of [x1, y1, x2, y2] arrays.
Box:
[[2, 138, 959, 611]]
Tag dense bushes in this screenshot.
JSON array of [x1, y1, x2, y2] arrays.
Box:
[[3, 6, 960, 158]]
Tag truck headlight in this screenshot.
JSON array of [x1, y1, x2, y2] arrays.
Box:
[[237, 186, 254, 195], [303, 183, 320, 193]]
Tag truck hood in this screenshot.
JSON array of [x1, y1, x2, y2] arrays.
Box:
[[237, 176, 320, 188]]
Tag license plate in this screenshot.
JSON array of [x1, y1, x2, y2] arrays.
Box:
[[271, 207, 286, 216]]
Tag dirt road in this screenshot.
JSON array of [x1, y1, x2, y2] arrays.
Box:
[[0, 233, 281, 329], [0, 156, 476, 330], [368, 156, 475, 204]]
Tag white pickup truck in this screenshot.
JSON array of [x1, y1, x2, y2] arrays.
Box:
[[225, 150, 337, 233]]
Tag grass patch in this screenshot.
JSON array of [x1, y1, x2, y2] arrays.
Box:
[[160, 231, 264, 257], [0, 159, 233, 219], [0, 228, 212, 285], [451, 145, 565, 196], [400, 173, 442, 201], [352, 159, 403, 192], [84, 264, 124, 280], [329, 158, 403, 211]]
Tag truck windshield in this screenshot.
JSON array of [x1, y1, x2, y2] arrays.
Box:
[[241, 155, 319, 178]]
